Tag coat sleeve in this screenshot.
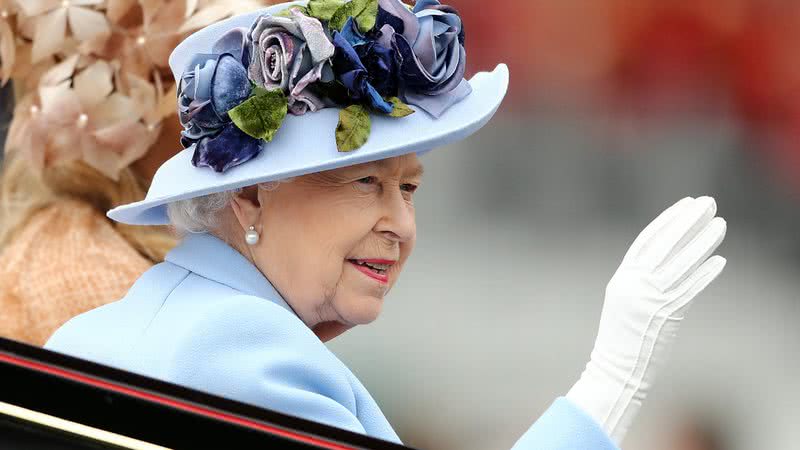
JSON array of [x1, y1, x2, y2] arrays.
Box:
[[510, 397, 620, 450], [169, 296, 618, 449], [168, 295, 368, 436]]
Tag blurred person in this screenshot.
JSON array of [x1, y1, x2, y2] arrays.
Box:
[[671, 424, 726, 450], [659, 418, 727, 450], [0, 0, 273, 346], [0, 82, 12, 159], [44, 1, 729, 448]]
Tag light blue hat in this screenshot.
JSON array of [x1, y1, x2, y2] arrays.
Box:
[[108, 0, 509, 226]]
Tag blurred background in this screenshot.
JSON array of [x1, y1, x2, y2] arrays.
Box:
[[328, 1, 800, 450], [1, 0, 799, 449]]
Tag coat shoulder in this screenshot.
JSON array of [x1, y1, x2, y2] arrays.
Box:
[[173, 294, 323, 355], [166, 295, 365, 433], [170, 294, 346, 381]]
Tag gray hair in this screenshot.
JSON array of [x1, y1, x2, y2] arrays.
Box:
[[167, 179, 294, 234]]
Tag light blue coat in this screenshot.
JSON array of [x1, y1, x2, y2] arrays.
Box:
[[45, 233, 618, 449]]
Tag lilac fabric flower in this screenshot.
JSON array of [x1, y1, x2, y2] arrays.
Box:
[[376, 0, 472, 117], [331, 18, 397, 113], [249, 8, 336, 115], [178, 28, 251, 148]]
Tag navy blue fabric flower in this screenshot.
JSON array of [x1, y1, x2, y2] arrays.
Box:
[[331, 18, 395, 114], [356, 40, 398, 97]]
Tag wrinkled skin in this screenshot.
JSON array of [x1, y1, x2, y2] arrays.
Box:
[[224, 154, 424, 342]]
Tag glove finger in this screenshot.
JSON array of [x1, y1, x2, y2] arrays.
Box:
[[638, 196, 717, 270], [622, 197, 694, 266], [666, 255, 727, 319], [655, 217, 727, 292]]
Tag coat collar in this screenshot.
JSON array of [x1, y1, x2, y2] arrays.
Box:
[[165, 232, 298, 317]]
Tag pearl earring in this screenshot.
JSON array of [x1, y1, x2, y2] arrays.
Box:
[[245, 226, 260, 246]]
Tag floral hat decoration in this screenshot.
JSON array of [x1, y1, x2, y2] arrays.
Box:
[[179, 0, 475, 172], [107, 0, 508, 225], [0, 0, 273, 180]]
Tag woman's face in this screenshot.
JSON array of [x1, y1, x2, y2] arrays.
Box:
[[236, 154, 423, 339]]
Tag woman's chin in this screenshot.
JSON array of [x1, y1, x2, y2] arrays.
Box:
[[339, 294, 385, 325], [312, 321, 355, 342]]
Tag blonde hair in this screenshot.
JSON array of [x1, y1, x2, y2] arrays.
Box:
[[0, 153, 177, 263]]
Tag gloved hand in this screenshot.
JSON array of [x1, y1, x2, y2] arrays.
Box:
[[566, 196, 727, 445]]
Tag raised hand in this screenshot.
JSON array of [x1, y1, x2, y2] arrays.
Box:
[[566, 196, 727, 444]]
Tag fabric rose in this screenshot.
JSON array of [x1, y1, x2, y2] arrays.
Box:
[[357, 41, 398, 96], [178, 28, 251, 148], [178, 28, 262, 173], [248, 8, 336, 115], [331, 18, 396, 114], [375, 0, 471, 118]]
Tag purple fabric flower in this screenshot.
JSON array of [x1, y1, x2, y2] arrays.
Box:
[[376, 0, 472, 117], [191, 123, 263, 173], [248, 8, 336, 115], [178, 28, 251, 148]]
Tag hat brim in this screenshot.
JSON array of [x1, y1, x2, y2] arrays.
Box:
[[108, 3, 510, 226]]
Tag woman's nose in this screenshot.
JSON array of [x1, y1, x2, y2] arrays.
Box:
[[376, 187, 416, 243]]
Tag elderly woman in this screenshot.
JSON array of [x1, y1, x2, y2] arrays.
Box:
[[46, 1, 727, 449]]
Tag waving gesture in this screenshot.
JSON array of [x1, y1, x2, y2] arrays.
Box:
[[567, 196, 728, 444]]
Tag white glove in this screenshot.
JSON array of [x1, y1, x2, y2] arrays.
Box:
[[566, 196, 727, 445]]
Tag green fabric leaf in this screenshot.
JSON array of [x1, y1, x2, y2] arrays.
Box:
[[386, 97, 415, 118], [307, 0, 345, 21], [336, 105, 371, 152], [330, 0, 378, 33], [229, 89, 288, 142], [276, 5, 309, 17], [252, 85, 270, 97]]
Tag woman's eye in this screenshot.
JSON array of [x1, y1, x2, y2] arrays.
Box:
[[401, 184, 419, 193], [353, 176, 379, 193]]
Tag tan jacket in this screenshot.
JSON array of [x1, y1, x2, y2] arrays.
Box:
[[0, 199, 152, 346]]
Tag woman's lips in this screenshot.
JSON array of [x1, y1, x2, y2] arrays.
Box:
[[348, 260, 391, 284], [354, 259, 396, 265]]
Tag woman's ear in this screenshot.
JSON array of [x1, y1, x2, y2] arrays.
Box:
[[230, 186, 261, 232]]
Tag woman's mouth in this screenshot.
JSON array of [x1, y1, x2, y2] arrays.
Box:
[[348, 259, 393, 284]]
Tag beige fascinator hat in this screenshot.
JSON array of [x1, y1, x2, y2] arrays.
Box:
[[0, 0, 275, 181]]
